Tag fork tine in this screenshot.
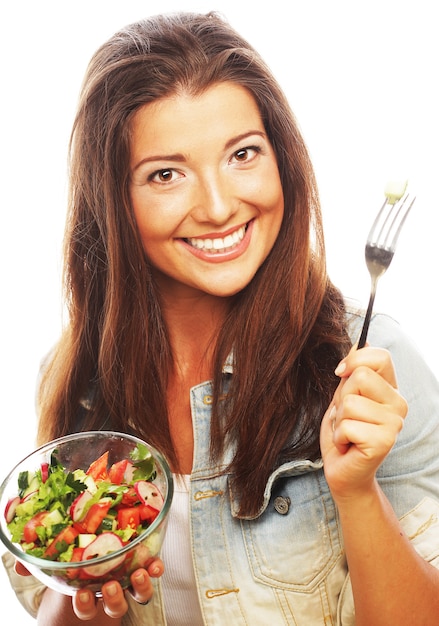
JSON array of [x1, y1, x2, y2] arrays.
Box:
[[368, 193, 416, 250]]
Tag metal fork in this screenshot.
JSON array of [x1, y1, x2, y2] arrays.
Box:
[[357, 189, 416, 349]]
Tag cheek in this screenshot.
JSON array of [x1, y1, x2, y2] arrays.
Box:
[[258, 162, 284, 210], [131, 195, 172, 244], [266, 181, 285, 244], [264, 176, 284, 222], [131, 206, 164, 254], [131, 186, 189, 234], [132, 207, 151, 244]]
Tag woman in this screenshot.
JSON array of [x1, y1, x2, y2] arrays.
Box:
[[4, 11, 439, 625]]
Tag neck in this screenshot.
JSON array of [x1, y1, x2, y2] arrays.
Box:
[[159, 290, 232, 378]]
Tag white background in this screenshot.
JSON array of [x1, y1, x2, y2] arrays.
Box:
[[1, 1, 437, 621]]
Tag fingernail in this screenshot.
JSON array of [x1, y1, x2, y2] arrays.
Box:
[[78, 591, 89, 604], [151, 566, 161, 576], [133, 571, 145, 584], [106, 583, 118, 597], [334, 361, 346, 376]]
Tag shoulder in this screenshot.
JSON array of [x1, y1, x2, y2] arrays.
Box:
[[344, 297, 404, 347], [343, 297, 425, 359]]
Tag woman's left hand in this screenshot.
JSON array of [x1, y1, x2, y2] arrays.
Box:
[[320, 344, 408, 502]]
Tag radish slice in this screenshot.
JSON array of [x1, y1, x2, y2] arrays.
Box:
[[20, 490, 38, 503], [123, 461, 136, 483], [70, 490, 93, 522], [4, 496, 20, 523], [134, 481, 163, 511], [40, 462, 50, 483], [82, 533, 125, 577]]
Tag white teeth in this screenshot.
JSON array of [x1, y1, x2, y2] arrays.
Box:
[[187, 225, 246, 253]]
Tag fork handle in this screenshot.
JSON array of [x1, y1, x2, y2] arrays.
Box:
[[357, 285, 377, 349]]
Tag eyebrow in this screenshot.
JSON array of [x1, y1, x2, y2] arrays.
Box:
[[223, 130, 267, 151], [131, 130, 267, 172]]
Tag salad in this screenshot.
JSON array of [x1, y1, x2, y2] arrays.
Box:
[[3, 442, 164, 579]]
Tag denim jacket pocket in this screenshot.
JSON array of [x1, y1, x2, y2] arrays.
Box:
[[238, 470, 344, 591], [399, 496, 439, 566]]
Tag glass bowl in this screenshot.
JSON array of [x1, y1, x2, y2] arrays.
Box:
[[0, 431, 173, 596]]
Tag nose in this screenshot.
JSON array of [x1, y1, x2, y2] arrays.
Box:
[[191, 172, 239, 225]]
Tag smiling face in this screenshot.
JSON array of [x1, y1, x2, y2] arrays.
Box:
[[129, 82, 284, 300]]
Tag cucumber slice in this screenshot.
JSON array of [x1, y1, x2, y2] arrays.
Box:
[[77, 533, 97, 548]]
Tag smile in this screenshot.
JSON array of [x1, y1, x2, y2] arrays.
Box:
[[184, 225, 247, 254]]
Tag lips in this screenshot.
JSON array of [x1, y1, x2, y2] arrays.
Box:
[[184, 224, 247, 254]]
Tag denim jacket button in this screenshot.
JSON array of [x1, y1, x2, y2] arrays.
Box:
[[274, 496, 291, 515]]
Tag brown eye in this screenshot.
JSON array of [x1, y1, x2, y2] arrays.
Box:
[[157, 169, 173, 182], [146, 167, 184, 186], [231, 145, 261, 165], [234, 148, 249, 161]]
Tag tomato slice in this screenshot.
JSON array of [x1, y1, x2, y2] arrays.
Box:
[[86, 451, 109, 481], [82, 499, 113, 533], [86, 450, 108, 480], [117, 507, 140, 531], [138, 504, 159, 524], [70, 546, 84, 562], [65, 546, 85, 579], [120, 486, 139, 507], [108, 459, 128, 485], [44, 526, 79, 558], [23, 511, 49, 543]]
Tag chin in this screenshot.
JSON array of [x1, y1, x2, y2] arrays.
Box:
[[205, 280, 252, 298]]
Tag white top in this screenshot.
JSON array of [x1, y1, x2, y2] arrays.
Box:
[[161, 474, 204, 625]]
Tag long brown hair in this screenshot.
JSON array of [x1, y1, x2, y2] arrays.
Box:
[[37, 12, 351, 517]]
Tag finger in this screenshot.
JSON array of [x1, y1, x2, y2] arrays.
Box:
[[146, 557, 164, 578], [333, 412, 403, 464], [73, 588, 99, 620], [334, 394, 405, 449], [101, 581, 129, 618], [339, 368, 408, 421], [128, 567, 156, 605], [335, 346, 398, 389], [321, 404, 351, 456]]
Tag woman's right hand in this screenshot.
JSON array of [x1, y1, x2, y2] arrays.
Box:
[[73, 560, 163, 620]]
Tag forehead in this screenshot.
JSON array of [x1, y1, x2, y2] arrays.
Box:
[[129, 82, 264, 156]]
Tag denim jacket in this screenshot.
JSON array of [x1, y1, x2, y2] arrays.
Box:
[[4, 302, 439, 625]]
